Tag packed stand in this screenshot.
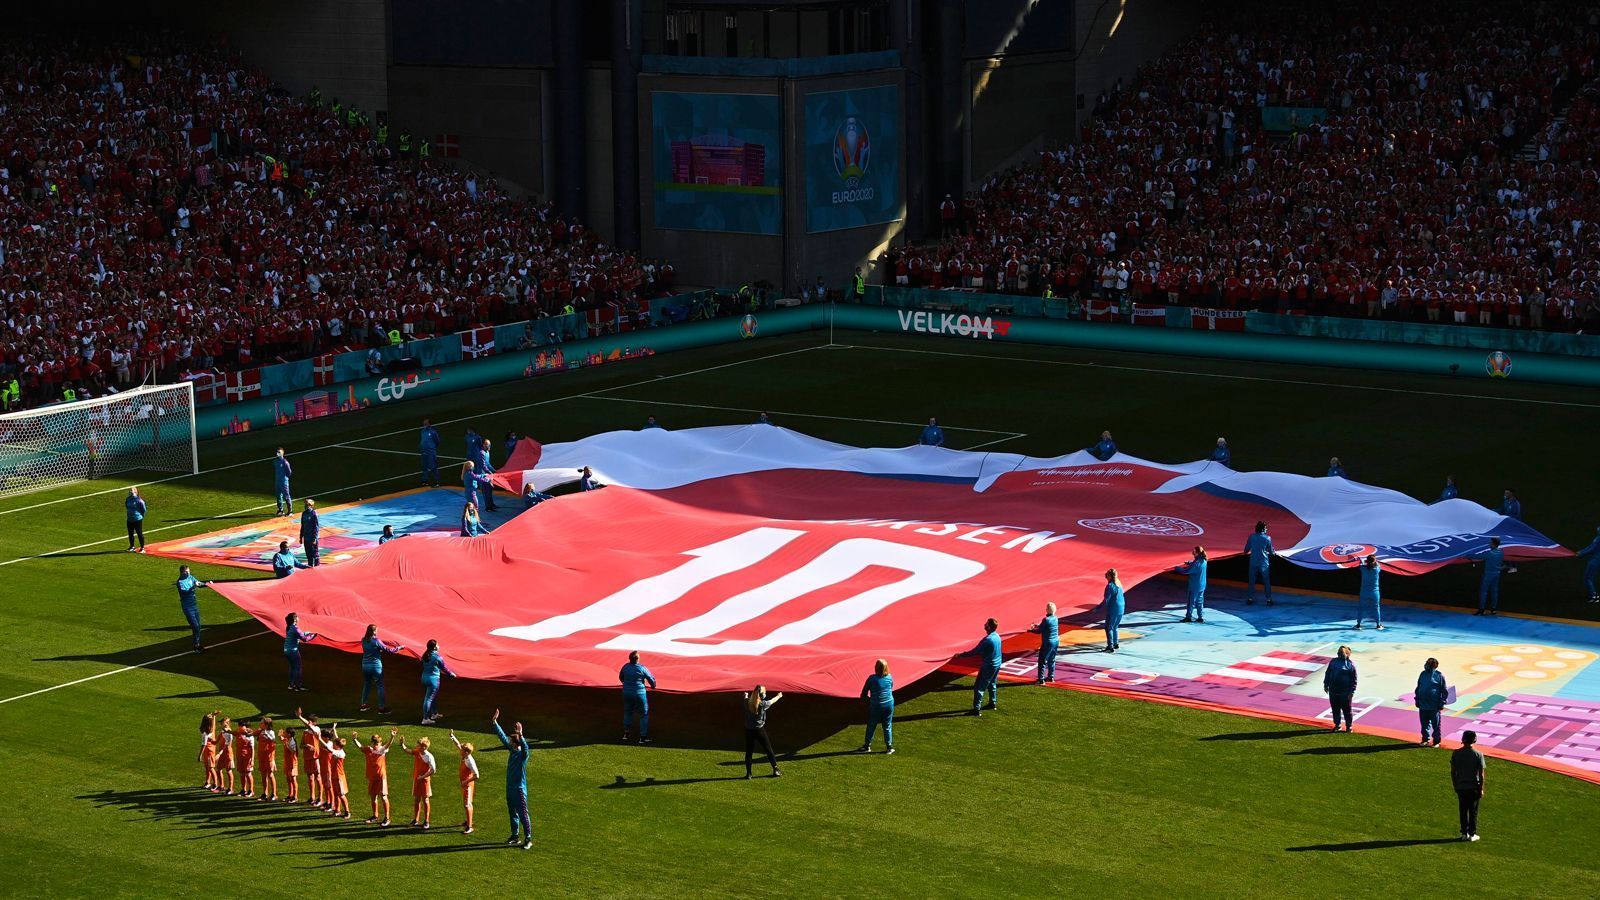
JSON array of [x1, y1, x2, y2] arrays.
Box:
[[890, 1, 1600, 334], [0, 33, 675, 411]]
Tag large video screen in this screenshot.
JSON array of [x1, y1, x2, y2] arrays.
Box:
[[803, 85, 903, 233], [650, 92, 783, 235]]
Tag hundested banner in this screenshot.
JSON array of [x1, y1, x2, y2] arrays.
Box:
[[212, 427, 1568, 695]]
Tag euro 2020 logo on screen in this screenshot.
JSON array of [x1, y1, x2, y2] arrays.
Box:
[[740, 314, 758, 339], [831, 116, 875, 205], [1486, 350, 1512, 378]]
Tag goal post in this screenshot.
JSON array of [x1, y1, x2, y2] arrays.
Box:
[[0, 382, 199, 499]]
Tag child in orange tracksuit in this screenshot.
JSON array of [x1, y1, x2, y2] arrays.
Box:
[[449, 730, 480, 835], [399, 735, 436, 829], [257, 717, 279, 801], [235, 722, 256, 798], [326, 731, 351, 819], [362, 730, 397, 827], [318, 728, 336, 811], [199, 711, 219, 791], [281, 726, 301, 803], [298, 714, 322, 807], [216, 718, 236, 794]]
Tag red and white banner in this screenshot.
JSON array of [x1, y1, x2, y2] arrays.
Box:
[[461, 327, 496, 359], [1192, 308, 1247, 331], [1085, 298, 1117, 322], [213, 427, 1568, 696], [1133, 304, 1167, 326], [182, 370, 225, 404], [312, 353, 337, 386], [224, 368, 261, 401]]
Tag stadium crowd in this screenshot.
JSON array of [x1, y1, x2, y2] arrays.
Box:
[[0, 33, 672, 411], [890, 1, 1600, 333]]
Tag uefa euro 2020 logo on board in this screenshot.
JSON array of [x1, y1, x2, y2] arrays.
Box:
[[1486, 350, 1512, 378], [740, 314, 758, 339], [830, 115, 875, 206]]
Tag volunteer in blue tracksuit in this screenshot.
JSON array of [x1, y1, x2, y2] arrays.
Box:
[[920, 417, 945, 447], [1323, 645, 1358, 732], [757, 411, 773, 425], [464, 427, 482, 465], [473, 439, 498, 510], [522, 484, 553, 508], [1438, 475, 1459, 502], [461, 501, 488, 536], [175, 565, 210, 652], [378, 524, 401, 544], [1415, 657, 1449, 747], [462, 460, 492, 510], [1474, 537, 1508, 616], [419, 419, 441, 486], [419, 639, 456, 725], [125, 486, 148, 552], [1579, 526, 1600, 603], [619, 651, 657, 744], [283, 612, 318, 691], [358, 624, 404, 713], [299, 499, 321, 566], [1326, 456, 1347, 478], [503, 431, 520, 458], [273, 448, 293, 515], [858, 659, 896, 753], [642, 416, 663, 430], [1027, 603, 1060, 683], [1090, 430, 1118, 461], [1101, 569, 1126, 652], [491, 709, 534, 848], [1244, 521, 1274, 605], [1176, 546, 1208, 622], [271, 540, 309, 578], [1348, 553, 1384, 630], [958, 618, 1002, 714], [1209, 437, 1231, 466], [579, 466, 602, 491], [1499, 489, 1522, 520]]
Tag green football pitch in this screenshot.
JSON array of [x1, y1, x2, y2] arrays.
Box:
[[2, 329, 1598, 898]]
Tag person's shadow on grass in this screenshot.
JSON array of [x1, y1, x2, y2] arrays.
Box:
[[275, 842, 506, 868], [1287, 838, 1461, 852], [601, 774, 746, 789], [1287, 742, 1414, 756]]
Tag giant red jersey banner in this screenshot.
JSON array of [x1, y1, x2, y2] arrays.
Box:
[[212, 427, 1568, 696]]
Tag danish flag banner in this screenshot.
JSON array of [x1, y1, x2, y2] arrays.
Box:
[[213, 427, 1568, 695]]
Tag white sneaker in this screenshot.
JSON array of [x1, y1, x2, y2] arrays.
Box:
[[1468, 834, 1480, 842]]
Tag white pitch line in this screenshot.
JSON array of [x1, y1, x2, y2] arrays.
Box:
[[0, 344, 828, 517], [336, 444, 468, 462], [836, 341, 1600, 409], [0, 629, 272, 706], [586, 395, 1020, 435], [0, 470, 424, 569]]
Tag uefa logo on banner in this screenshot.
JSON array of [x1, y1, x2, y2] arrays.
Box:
[[1077, 515, 1204, 537], [1319, 543, 1377, 566], [740, 314, 758, 339], [833, 116, 870, 187], [1486, 350, 1512, 378]]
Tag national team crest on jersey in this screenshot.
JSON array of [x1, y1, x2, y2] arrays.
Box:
[[212, 427, 1571, 696]]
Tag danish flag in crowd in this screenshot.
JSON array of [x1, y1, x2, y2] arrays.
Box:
[[312, 353, 337, 386], [1192, 308, 1247, 331], [212, 427, 1569, 696], [434, 134, 461, 157], [461, 326, 496, 359], [224, 368, 261, 401], [182, 371, 225, 404]]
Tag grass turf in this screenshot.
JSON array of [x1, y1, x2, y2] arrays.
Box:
[[1, 327, 1598, 898]]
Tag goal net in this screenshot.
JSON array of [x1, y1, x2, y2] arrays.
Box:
[[0, 383, 198, 499]]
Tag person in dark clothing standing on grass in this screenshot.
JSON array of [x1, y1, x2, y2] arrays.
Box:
[[742, 685, 783, 779], [125, 486, 147, 552], [1322, 645, 1357, 732], [1451, 730, 1486, 842]]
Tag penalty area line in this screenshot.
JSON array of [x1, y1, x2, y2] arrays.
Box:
[[0, 629, 273, 707], [586, 395, 1021, 436]]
